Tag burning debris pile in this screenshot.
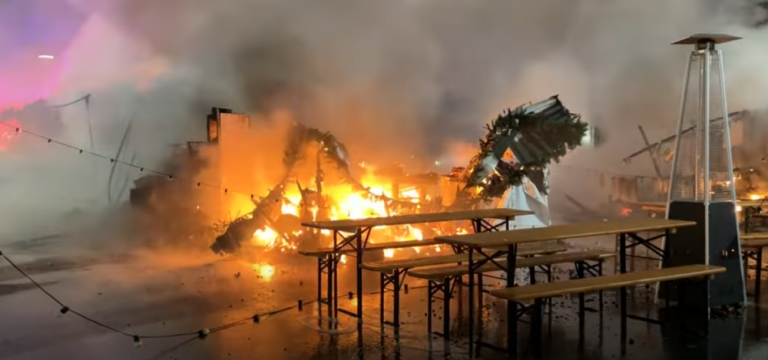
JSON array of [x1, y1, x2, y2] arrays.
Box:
[[612, 109, 768, 212], [205, 95, 586, 256], [209, 122, 426, 255]]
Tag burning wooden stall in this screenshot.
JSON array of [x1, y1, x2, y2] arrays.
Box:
[[613, 109, 768, 225], [209, 96, 587, 256]]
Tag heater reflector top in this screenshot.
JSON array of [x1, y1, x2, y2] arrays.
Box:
[[671, 33, 741, 45]]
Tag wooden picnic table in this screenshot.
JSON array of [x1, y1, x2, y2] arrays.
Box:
[[299, 208, 533, 324], [434, 217, 696, 359]]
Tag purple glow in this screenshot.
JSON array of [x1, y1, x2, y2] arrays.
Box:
[[0, 0, 86, 108]]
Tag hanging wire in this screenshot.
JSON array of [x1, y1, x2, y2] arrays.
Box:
[[0, 248, 391, 347], [0, 249, 315, 344], [0, 121, 262, 200]]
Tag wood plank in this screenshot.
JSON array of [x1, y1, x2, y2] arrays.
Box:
[[360, 245, 568, 274], [741, 232, 768, 250], [741, 233, 768, 241], [409, 250, 615, 279], [361, 254, 468, 272], [436, 218, 696, 248], [301, 208, 533, 231], [489, 264, 725, 302], [298, 239, 438, 257]]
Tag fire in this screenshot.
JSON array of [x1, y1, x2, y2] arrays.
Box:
[[231, 165, 467, 261], [749, 194, 763, 201], [252, 263, 275, 280], [253, 227, 278, 247], [620, 207, 632, 217]]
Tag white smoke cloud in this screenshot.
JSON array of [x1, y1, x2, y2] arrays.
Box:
[[2, 0, 768, 237]]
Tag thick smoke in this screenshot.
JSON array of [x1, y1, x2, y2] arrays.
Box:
[[2, 0, 768, 238], [87, 0, 768, 164]]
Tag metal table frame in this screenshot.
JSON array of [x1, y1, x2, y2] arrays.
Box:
[[437, 222, 686, 360], [742, 245, 765, 300], [309, 213, 524, 326]]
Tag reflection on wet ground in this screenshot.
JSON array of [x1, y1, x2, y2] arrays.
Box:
[[0, 249, 767, 360]]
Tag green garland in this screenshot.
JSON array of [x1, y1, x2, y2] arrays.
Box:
[[466, 95, 587, 201]]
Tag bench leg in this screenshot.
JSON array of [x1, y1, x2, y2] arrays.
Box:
[[477, 273, 484, 341], [744, 252, 749, 288], [317, 257, 322, 309], [757, 249, 764, 302], [576, 262, 585, 336], [427, 281, 433, 337], [394, 270, 401, 328], [443, 277, 451, 356], [380, 273, 385, 325]]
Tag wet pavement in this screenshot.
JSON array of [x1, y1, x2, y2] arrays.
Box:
[[1, 239, 768, 360]]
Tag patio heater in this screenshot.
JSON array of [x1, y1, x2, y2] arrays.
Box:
[[663, 34, 745, 308]]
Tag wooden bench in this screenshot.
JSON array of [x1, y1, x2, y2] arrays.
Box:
[[360, 244, 567, 327], [299, 239, 438, 310], [409, 250, 615, 337], [360, 244, 568, 275], [741, 232, 768, 299], [488, 264, 725, 358]]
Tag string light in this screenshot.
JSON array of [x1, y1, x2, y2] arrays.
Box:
[[0, 249, 312, 345], [0, 122, 262, 200], [0, 118, 651, 200]]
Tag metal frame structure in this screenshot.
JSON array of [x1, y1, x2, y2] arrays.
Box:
[[742, 245, 765, 300], [667, 33, 740, 207], [519, 276, 711, 359], [663, 34, 746, 308], [444, 228, 671, 360], [313, 215, 516, 327]]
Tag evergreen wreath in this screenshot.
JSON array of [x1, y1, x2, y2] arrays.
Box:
[[465, 95, 587, 201]]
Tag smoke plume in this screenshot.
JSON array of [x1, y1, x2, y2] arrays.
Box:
[[2, 0, 768, 237]]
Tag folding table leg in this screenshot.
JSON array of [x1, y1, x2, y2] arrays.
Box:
[[506, 244, 518, 360], [327, 255, 334, 320], [576, 262, 585, 334], [317, 257, 322, 306], [468, 248, 475, 357], [619, 233, 627, 355], [508, 301, 518, 360], [546, 265, 553, 315], [356, 232, 363, 322], [598, 261, 604, 315]]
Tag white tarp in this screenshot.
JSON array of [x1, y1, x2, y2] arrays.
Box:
[[494, 170, 551, 229], [494, 168, 551, 284]]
